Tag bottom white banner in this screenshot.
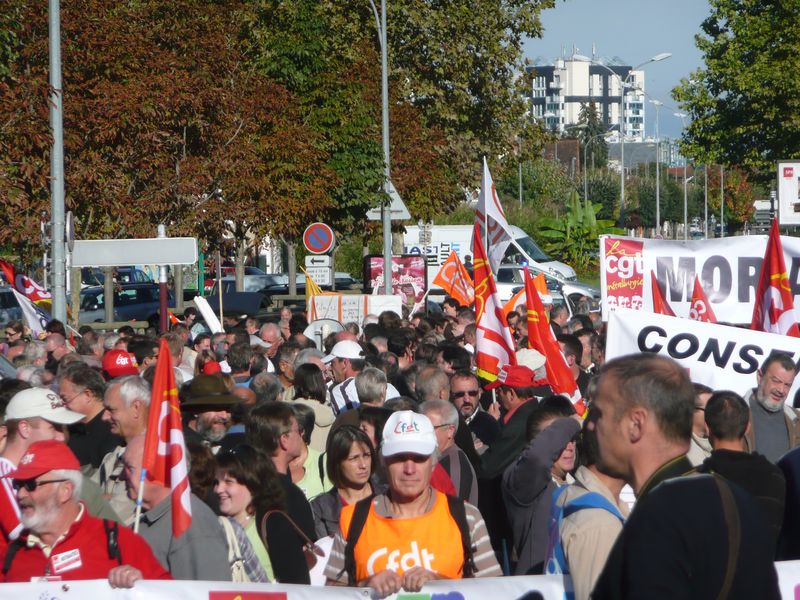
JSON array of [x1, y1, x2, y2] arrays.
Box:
[[606, 307, 800, 398], [3, 565, 800, 599]]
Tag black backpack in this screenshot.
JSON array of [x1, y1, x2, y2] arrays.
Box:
[[341, 494, 476, 584]]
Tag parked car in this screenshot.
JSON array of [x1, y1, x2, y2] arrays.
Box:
[[0, 286, 23, 329], [203, 266, 276, 294], [496, 264, 600, 317], [78, 282, 174, 326], [80, 267, 153, 288]]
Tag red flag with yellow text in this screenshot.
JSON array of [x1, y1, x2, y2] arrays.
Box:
[[523, 267, 584, 415], [472, 223, 516, 381], [432, 251, 474, 307], [751, 219, 800, 337], [142, 338, 192, 537]]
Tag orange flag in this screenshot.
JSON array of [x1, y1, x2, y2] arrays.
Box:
[[502, 287, 526, 317], [751, 219, 800, 336], [473, 223, 517, 381], [650, 271, 676, 317], [432, 251, 474, 307], [689, 275, 717, 323], [523, 267, 584, 415], [142, 338, 192, 537]]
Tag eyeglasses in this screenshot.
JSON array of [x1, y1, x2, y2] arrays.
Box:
[[5, 330, 19, 337], [452, 390, 480, 399], [694, 405, 705, 412], [12, 479, 68, 492], [59, 389, 86, 405], [433, 423, 455, 430]]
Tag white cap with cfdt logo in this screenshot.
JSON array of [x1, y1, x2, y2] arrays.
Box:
[[5, 388, 83, 425], [381, 410, 436, 458]]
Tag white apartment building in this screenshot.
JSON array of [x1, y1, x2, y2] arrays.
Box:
[[527, 54, 646, 142]]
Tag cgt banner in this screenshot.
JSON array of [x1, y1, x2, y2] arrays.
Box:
[[599, 234, 800, 323], [606, 307, 800, 396]]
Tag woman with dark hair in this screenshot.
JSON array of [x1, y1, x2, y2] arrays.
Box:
[[3, 320, 27, 343], [292, 363, 334, 453], [310, 425, 383, 539], [357, 405, 393, 451], [215, 444, 307, 583]]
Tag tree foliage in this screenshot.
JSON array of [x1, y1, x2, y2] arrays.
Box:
[[0, 0, 336, 260], [577, 102, 608, 168], [672, 1, 800, 182]]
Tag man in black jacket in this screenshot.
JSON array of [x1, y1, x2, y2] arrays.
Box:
[[590, 355, 780, 599], [699, 390, 785, 553]]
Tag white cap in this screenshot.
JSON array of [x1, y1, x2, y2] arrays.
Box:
[[381, 411, 436, 457], [5, 388, 83, 425], [323, 340, 364, 363]]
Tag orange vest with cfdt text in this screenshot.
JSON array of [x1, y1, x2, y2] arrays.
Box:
[[340, 491, 464, 582]]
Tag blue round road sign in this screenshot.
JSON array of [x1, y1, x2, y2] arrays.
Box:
[[303, 223, 336, 255]]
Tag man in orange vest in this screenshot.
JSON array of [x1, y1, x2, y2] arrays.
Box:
[[323, 411, 500, 597]]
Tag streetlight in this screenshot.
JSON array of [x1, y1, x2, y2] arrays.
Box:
[[367, 0, 392, 294], [573, 53, 671, 229], [684, 175, 694, 240], [649, 99, 663, 232]]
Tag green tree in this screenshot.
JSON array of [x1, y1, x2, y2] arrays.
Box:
[[577, 102, 608, 168], [672, 1, 800, 182]]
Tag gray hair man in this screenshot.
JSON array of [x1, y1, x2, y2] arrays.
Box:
[[355, 367, 388, 406]]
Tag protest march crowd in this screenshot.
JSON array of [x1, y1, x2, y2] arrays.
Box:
[[0, 268, 796, 599]]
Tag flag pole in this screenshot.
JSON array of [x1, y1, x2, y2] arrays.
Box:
[[133, 468, 147, 533]]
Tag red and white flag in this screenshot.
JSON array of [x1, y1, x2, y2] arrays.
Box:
[[472, 222, 517, 381], [475, 157, 515, 273], [689, 275, 717, 323], [523, 267, 584, 415], [751, 219, 800, 337], [0, 259, 52, 305], [650, 271, 676, 317], [142, 338, 192, 537], [432, 251, 474, 307]]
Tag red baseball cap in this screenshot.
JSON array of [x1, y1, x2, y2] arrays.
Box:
[[102, 349, 139, 378], [202, 361, 222, 375], [485, 364, 538, 390], [9, 440, 80, 480]]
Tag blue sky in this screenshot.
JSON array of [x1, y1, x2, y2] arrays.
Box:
[[524, 0, 713, 139]]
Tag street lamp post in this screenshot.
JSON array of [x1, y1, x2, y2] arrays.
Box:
[[583, 130, 612, 202], [650, 99, 663, 231], [573, 53, 671, 230], [684, 175, 694, 240], [368, 0, 392, 294]]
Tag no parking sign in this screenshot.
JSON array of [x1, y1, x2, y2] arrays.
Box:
[[303, 223, 336, 255]]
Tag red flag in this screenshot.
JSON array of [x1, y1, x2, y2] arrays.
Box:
[[0, 259, 52, 304], [523, 268, 584, 415], [143, 338, 192, 537], [650, 271, 676, 317], [689, 275, 717, 323], [751, 220, 800, 336], [472, 223, 517, 381], [432, 251, 474, 307]]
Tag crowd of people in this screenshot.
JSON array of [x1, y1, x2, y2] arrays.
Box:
[[0, 294, 796, 599]]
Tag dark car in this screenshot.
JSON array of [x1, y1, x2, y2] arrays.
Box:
[[0, 286, 23, 329], [78, 282, 174, 327], [81, 266, 153, 288]]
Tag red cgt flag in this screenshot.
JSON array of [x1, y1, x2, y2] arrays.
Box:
[[142, 338, 192, 537], [751, 220, 800, 337], [432, 251, 474, 307], [689, 275, 717, 323], [523, 267, 584, 415], [650, 271, 676, 317], [472, 222, 516, 381]]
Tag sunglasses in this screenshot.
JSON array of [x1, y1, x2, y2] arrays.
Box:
[[12, 478, 68, 492], [452, 390, 480, 399], [5, 330, 18, 337]]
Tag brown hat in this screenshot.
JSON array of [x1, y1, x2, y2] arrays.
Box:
[[181, 375, 240, 411]]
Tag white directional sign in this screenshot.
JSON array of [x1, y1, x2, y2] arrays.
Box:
[[305, 267, 332, 286], [305, 255, 332, 268], [71, 238, 197, 267], [366, 180, 412, 221]]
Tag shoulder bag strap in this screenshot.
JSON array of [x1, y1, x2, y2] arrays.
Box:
[[341, 496, 374, 584], [446, 494, 476, 578], [713, 475, 740, 600]]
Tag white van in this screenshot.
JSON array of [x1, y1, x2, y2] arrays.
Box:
[[404, 224, 577, 290]]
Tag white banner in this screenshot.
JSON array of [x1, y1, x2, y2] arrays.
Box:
[[606, 307, 800, 397], [11, 289, 50, 337], [599, 234, 800, 323], [4, 566, 800, 599], [308, 295, 403, 325], [0, 574, 567, 599]]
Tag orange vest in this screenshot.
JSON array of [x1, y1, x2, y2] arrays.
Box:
[[340, 491, 464, 582]]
